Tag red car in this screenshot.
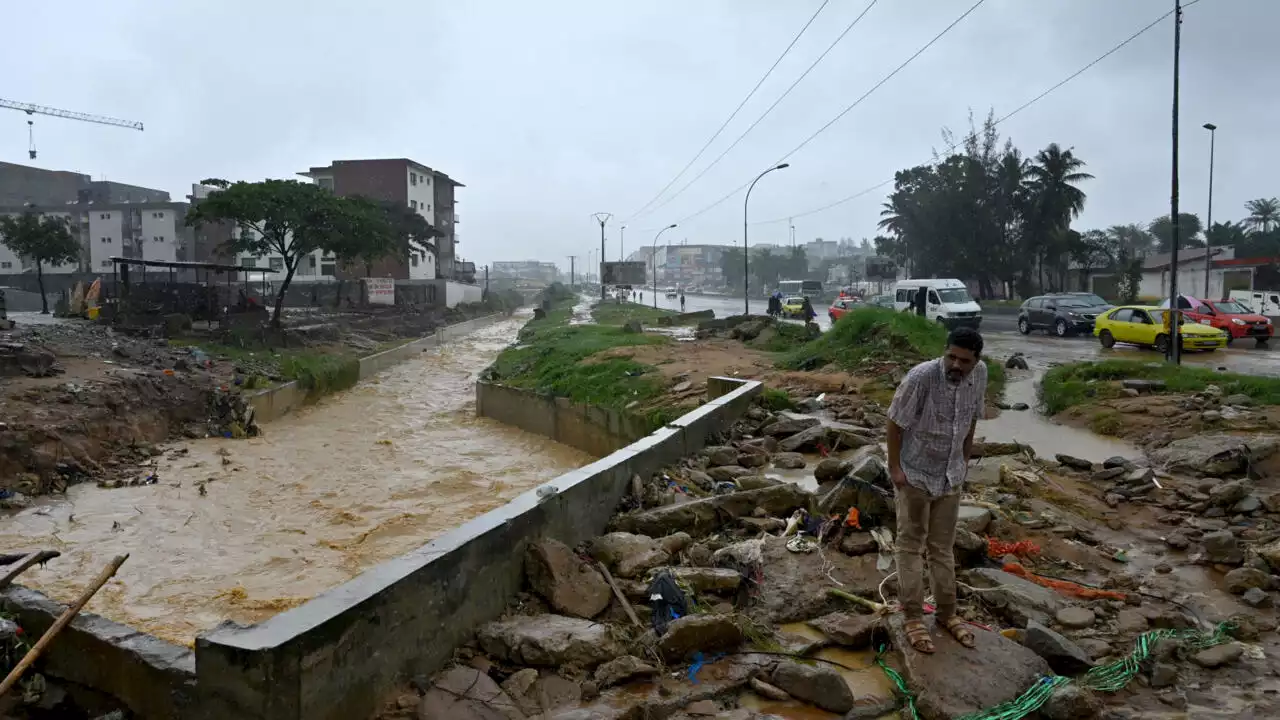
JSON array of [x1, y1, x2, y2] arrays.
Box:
[[1179, 299, 1273, 347], [828, 297, 863, 323]]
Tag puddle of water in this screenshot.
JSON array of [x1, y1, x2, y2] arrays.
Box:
[[979, 370, 1141, 463], [743, 623, 897, 719], [0, 315, 594, 645], [568, 296, 595, 325]]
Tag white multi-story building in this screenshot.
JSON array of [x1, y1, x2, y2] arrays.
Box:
[[0, 201, 190, 275]]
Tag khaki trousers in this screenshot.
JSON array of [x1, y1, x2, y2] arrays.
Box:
[[893, 482, 961, 622]]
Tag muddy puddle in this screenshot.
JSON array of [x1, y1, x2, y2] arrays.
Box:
[[0, 314, 594, 645], [979, 369, 1141, 462]]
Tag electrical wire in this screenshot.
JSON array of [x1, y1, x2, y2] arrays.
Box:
[[754, 0, 1209, 226], [653, 0, 988, 231], [622, 0, 832, 223], [630, 0, 880, 223]]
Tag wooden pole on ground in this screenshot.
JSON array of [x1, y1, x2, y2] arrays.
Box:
[[596, 562, 644, 629], [0, 554, 128, 698], [0, 551, 60, 593]]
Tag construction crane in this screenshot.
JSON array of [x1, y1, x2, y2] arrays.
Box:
[[0, 98, 144, 160]]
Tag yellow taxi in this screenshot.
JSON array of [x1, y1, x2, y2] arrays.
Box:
[[1094, 305, 1228, 353], [781, 296, 807, 318]]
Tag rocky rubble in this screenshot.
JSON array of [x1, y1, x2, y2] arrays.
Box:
[[383, 396, 1280, 720]]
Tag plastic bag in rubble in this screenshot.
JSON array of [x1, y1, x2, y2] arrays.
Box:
[[647, 569, 688, 635]]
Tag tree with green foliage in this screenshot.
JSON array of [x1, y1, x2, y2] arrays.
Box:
[[328, 197, 441, 278], [1148, 212, 1204, 252], [0, 212, 80, 314], [1245, 198, 1280, 234], [186, 178, 395, 327]]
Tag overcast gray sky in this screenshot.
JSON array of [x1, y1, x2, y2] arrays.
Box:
[[3, 0, 1275, 271]]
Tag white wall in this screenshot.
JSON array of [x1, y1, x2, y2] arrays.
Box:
[[408, 247, 436, 280], [87, 210, 122, 272], [1139, 266, 1255, 301], [445, 280, 482, 308], [139, 209, 177, 263]]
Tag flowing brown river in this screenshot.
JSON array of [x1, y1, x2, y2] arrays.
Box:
[[0, 315, 593, 645]]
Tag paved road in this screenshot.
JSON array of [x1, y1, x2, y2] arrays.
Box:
[[673, 293, 1280, 376]]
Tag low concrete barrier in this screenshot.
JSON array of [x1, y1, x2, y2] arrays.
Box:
[[247, 313, 505, 423], [193, 377, 761, 720]]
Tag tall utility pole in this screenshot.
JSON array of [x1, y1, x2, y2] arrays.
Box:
[[789, 218, 796, 248], [568, 255, 577, 289], [620, 225, 627, 261], [592, 213, 612, 299], [1203, 122, 1218, 299], [652, 224, 678, 308], [1167, 0, 1183, 364]]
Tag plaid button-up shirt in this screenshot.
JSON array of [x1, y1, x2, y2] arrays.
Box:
[[888, 358, 987, 497]]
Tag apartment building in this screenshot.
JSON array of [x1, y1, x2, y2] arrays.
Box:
[[626, 244, 733, 287], [0, 201, 192, 275], [0, 161, 169, 207], [297, 158, 462, 281]]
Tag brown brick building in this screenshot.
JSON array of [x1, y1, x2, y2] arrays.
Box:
[[298, 159, 463, 280]]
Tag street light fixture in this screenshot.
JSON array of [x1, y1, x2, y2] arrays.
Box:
[[743, 163, 790, 315], [621, 225, 627, 262], [652, 224, 677, 308], [1203, 122, 1217, 299]]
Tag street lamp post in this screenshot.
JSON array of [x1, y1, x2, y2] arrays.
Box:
[[1203, 122, 1217, 299], [592, 212, 612, 299], [621, 225, 627, 261], [1166, 0, 1183, 364], [652, 224, 677, 308], [743, 163, 790, 315]]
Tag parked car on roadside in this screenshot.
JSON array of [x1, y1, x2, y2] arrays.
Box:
[[828, 297, 863, 323], [1159, 295, 1272, 347], [1094, 305, 1228, 353], [1018, 293, 1112, 337], [867, 294, 894, 309]]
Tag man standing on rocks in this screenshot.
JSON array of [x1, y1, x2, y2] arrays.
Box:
[[887, 326, 986, 653]]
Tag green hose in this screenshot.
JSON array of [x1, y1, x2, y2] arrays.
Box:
[[875, 645, 920, 720], [880, 622, 1236, 720]]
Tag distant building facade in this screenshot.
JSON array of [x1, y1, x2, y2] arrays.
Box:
[[0, 161, 169, 207], [492, 261, 560, 284], [626, 243, 734, 287], [0, 201, 192, 275]]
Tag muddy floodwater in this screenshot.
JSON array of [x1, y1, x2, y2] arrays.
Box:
[[0, 315, 593, 645]]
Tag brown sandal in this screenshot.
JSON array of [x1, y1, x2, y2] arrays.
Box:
[[944, 617, 977, 649], [904, 619, 935, 654]]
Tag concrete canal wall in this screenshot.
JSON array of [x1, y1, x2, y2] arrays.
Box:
[[193, 376, 761, 720]]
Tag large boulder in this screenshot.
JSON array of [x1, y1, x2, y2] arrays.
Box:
[[656, 614, 745, 662], [1202, 530, 1244, 565], [777, 425, 829, 453], [770, 661, 855, 714], [1224, 567, 1270, 594], [477, 615, 621, 667], [1209, 479, 1252, 508], [593, 655, 657, 690], [1150, 433, 1280, 477], [589, 532, 670, 578], [814, 457, 852, 484], [613, 484, 812, 537], [743, 536, 882, 623], [664, 566, 742, 594], [805, 611, 880, 648], [419, 667, 524, 720], [1257, 538, 1280, 572], [888, 614, 1051, 720], [761, 416, 821, 437], [525, 540, 612, 619], [703, 446, 739, 467]]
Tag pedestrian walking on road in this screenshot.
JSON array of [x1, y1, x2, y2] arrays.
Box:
[[679, 293, 686, 312], [886, 326, 986, 654]]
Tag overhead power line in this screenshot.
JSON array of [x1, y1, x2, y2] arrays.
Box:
[[657, 0, 988, 231], [754, 0, 1208, 226], [630, 0, 880, 223], [622, 0, 832, 223]]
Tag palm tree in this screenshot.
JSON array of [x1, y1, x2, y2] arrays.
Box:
[[1023, 144, 1093, 291], [1245, 198, 1280, 233]]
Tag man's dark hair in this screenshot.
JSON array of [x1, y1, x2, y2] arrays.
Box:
[[947, 326, 983, 356]]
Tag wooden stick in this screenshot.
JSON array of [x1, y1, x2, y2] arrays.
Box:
[[0, 554, 128, 698], [596, 562, 644, 629]]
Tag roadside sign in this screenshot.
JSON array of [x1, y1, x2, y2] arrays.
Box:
[[365, 277, 395, 305], [601, 261, 647, 286]]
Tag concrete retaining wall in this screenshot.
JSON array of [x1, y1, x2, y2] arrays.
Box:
[[246, 313, 504, 423], [193, 377, 761, 720]]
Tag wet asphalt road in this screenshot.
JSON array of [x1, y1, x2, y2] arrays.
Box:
[[671, 293, 1280, 377]]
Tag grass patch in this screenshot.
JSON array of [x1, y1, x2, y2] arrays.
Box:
[[1088, 410, 1124, 436], [169, 338, 361, 396], [780, 307, 1005, 402], [279, 354, 361, 396], [750, 321, 813, 352], [1040, 358, 1280, 414], [489, 305, 672, 414], [591, 302, 677, 326], [760, 387, 795, 411]]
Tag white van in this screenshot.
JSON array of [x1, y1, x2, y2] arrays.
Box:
[[892, 278, 983, 329], [1229, 289, 1280, 318]]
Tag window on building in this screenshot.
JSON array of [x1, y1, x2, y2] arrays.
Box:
[[269, 257, 284, 271], [100, 237, 112, 244], [425, 176, 431, 186], [427, 203, 431, 212], [309, 256, 317, 268], [99, 213, 110, 219], [101, 260, 111, 267], [243, 257, 257, 268], [0, 262, 11, 269], [411, 200, 418, 210], [154, 236, 164, 243], [317, 177, 333, 191], [411, 256, 419, 267], [410, 172, 417, 186], [321, 262, 336, 276]]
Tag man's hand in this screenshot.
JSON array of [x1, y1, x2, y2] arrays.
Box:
[[890, 465, 908, 488]]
